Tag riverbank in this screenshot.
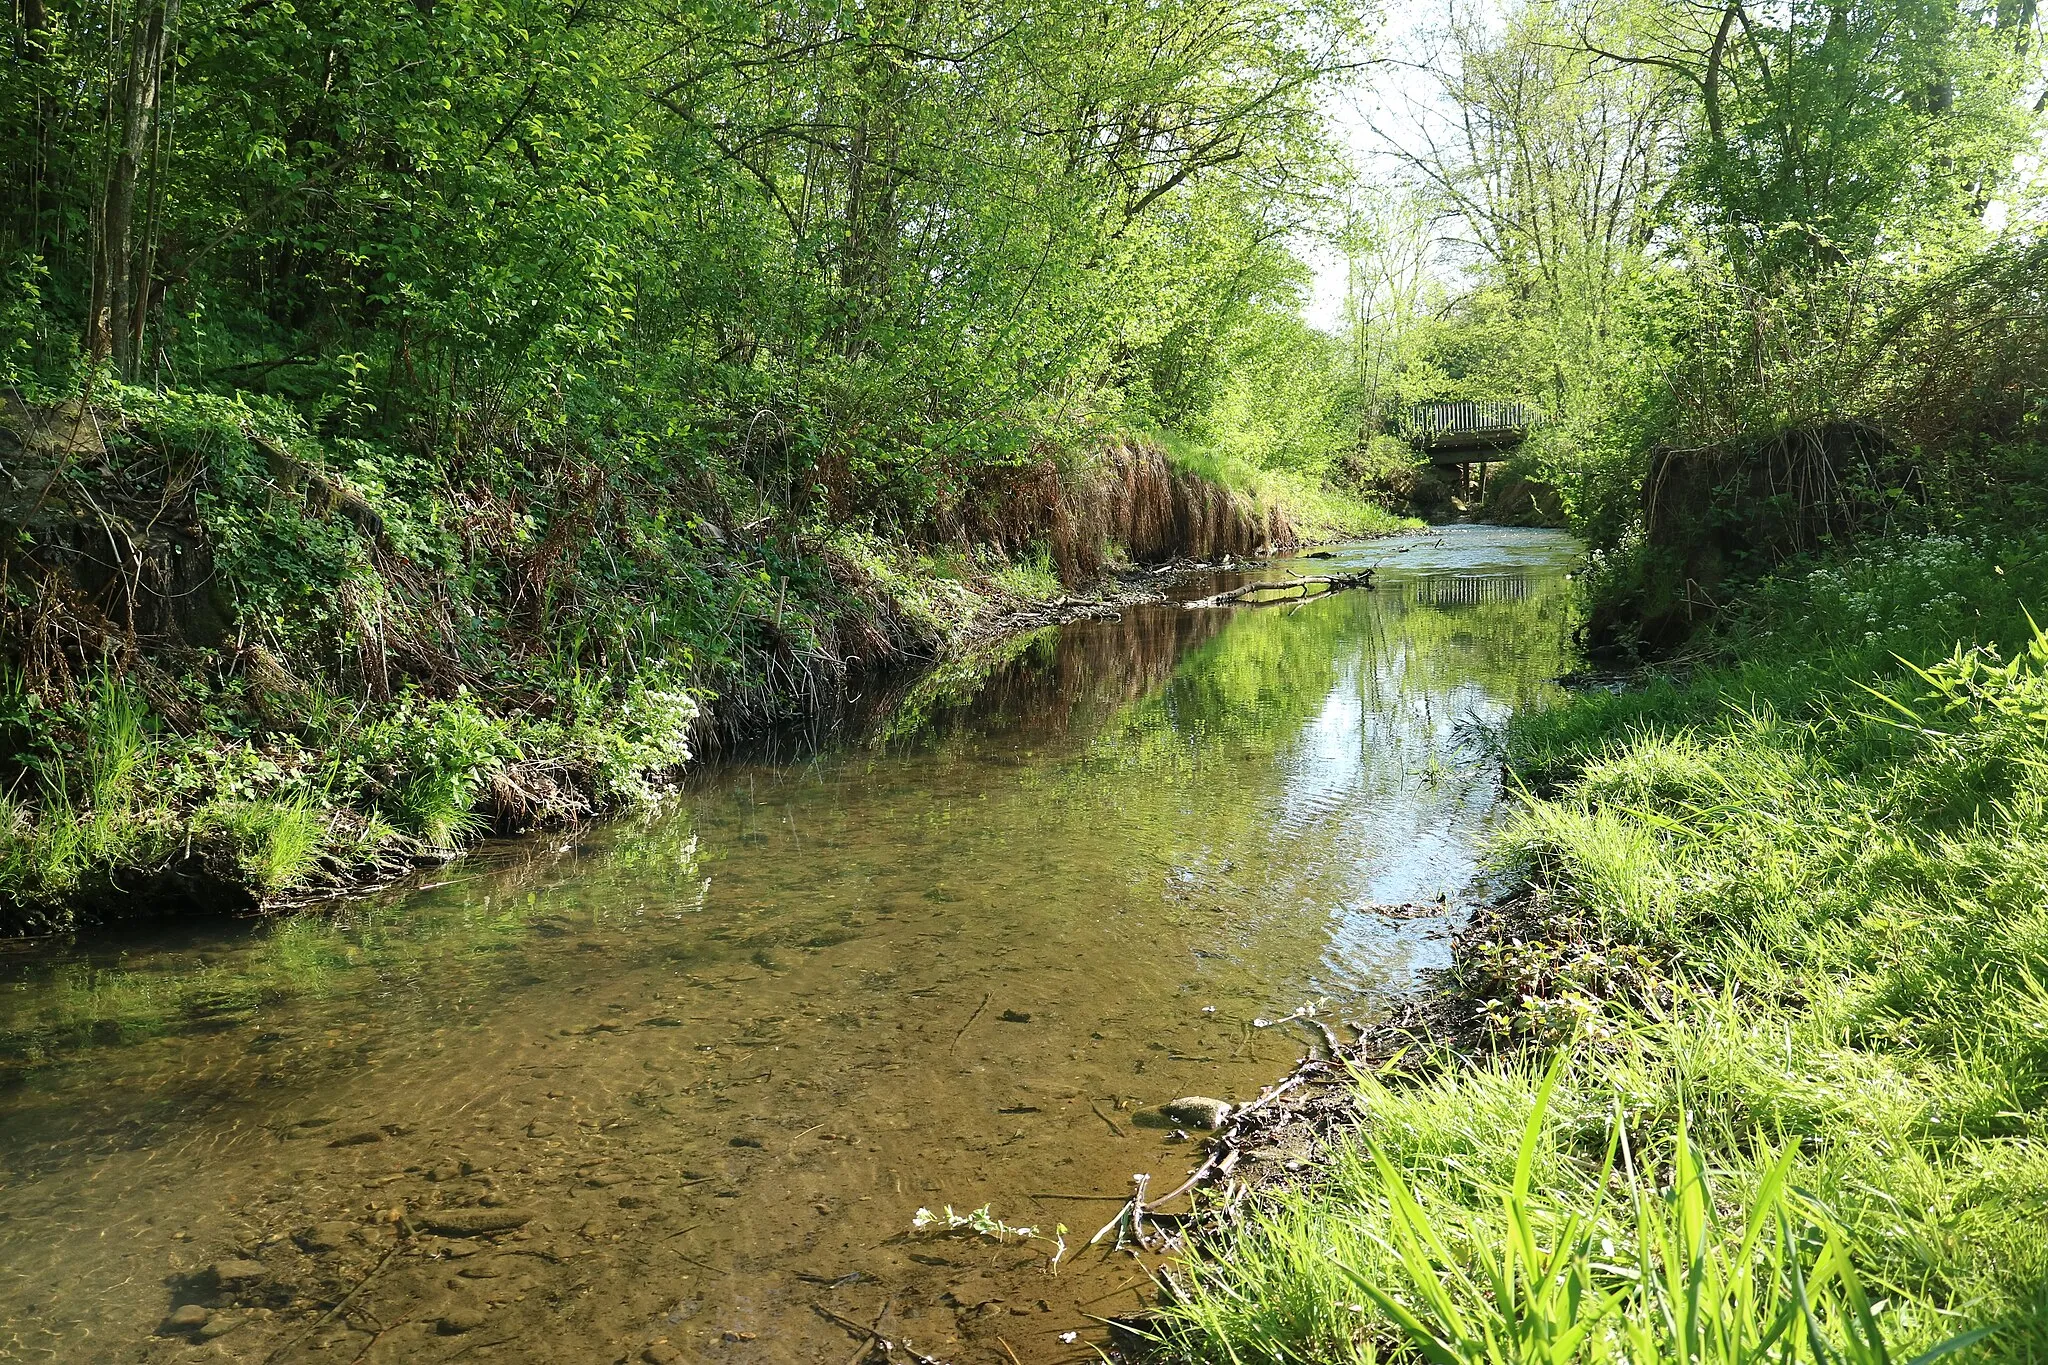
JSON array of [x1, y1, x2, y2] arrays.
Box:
[[1144, 521, 2048, 1361], [1, 390, 1406, 933]]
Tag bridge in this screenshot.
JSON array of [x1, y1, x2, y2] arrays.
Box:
[[1404, 400, 1542, 500], [1406, 400, 1541, 457]]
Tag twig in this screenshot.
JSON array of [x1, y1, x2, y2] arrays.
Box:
[[1293, 1014, 1343, 1056], [815, 1299, 954, 1365], [813, 1301, 885, 1345], [1136, 1066, 1324, 1214], [1072, 1275, 1147, 1308], [264, 1241, 402, 1364], [1087, 1102, 1126, 1137], [950, 993, 991, 1051], [1086, 1204, 1129, 1248], [1027, 1192, 1137, 1202], [1185, 570, 1373, 609], [846, 1293, 895, 1365], [1128, 1173, 1152, 1250]]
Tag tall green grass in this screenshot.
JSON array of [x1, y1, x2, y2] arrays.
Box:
[[1159, 528, 2048, 1363], [0, 672, 176, 906], [1173, 1064, 1985, 1365], [1147, 427, 1414, 540]]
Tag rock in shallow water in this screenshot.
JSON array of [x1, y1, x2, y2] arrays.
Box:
[[421, 1208, 534, 1236], [294, 1223, 356, 1254], [159, 1304, 209, 1334], [1159, 1096, 1232, 1129], [207, 1259, 268, 1288], [437, 1307, 488, 1334]]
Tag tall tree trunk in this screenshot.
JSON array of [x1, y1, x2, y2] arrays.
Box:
[[14, 0, 54, 253], [92, 0, 177, 376]]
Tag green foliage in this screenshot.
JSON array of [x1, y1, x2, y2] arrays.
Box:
[[1348, 0, 2042, 544], [0, 0, 1391, 933], [1667, 0, 2038, 278], [1, 0, 1368, 515], [343, 694, 514, 850], [191, 799, 329, 892]]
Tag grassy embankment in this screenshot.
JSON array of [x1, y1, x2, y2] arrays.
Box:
[[1156, 484, 2048, 1359], [1, 387, 1402, 933]]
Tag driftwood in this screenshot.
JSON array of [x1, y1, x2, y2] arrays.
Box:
[[1084, 996, 1460, 1259], [1184, 569, 1372, 609]]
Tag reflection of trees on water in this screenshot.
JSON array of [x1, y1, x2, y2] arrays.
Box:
[[3, 553, 1580, 1089], [858, 605, 1238, 756], [1085, 568, 1579, 772], [2, 815, 712, 1079]]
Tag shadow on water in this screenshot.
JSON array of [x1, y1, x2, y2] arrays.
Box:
[[0, 525, 1580, 1365]]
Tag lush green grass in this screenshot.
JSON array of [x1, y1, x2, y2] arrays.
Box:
[[1149, 427, 1415, 540], [1157, 528, 2048, 1362]]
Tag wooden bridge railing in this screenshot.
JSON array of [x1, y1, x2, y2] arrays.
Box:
[[1404, 400, 1543, 455]]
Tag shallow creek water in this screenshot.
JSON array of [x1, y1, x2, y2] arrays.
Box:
[[1, 525, 1580, 1365]]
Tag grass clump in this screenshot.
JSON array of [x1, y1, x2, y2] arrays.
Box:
[[189, 800, 330, 893], [1157, 527, 2048, 1362]]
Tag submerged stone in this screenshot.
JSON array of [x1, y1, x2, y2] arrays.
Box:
[[421, 1208, 534, 1236], [207, 1259, 267, 1288], [160, 1304, 209, 1334], [437, 1306, 488, 1334], [294, 1223, 356, 1254], [1159, 1096, 1232, 1130]]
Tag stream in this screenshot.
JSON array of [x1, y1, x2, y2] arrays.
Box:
[[0, 525, 1580, 1365]]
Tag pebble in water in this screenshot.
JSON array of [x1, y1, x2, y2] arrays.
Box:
[[158, 1305, 209, 1335], [293, 1223, 356, 1254], [1160, 1096, 1232, 1129], [438, 1306, 488, 1334]]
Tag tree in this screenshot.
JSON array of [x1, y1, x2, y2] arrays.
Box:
[[1586, 0, 2041, 275]]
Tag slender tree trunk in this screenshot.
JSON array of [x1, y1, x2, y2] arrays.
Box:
[[93, 0, 177, 377], [14, 0, 54, 253]]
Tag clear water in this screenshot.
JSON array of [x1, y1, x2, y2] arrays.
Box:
[[0, 525, 1580, 1365]]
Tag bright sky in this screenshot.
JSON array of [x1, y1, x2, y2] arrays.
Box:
[[1300, 0, 1453, 331]]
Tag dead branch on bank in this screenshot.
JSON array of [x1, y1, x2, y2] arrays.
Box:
[[1184, 569, 1373, 609]]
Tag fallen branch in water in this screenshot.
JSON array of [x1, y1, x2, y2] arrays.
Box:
[[265, 1241, 403, 1364], [813, 1298, 955, 1364], [1293, 1014, 1343, 1058], [1184, 570, 1373, 609], [1129, 1065, 1324, 1219]]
